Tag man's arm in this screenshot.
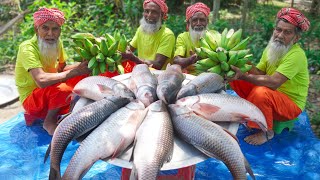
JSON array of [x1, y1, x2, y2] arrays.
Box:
[[173, 54, 197, 69], [230, 65, 288, 90], [29, 61, 90, 88]]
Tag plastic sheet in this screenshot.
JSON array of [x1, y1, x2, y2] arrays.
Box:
[[0, 91, 319, 179]]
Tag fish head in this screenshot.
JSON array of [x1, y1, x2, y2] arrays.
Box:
[[136, 85, 157, 107], [176, 84, 198, 100], [113, 83, 136, 99], [148, 100, 167, 112]]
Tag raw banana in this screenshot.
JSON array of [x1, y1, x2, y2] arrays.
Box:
[[208, 65, 222, 75], [197, 58, 219, 68], [231, 37, 250, 51], [204, 31, 218, 51], [100, 39, 109, 56], [227, 29, 242, 50], [71, 33, 95, 40]]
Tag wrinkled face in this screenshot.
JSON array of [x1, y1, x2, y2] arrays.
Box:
[[143, 2, 162, 24], [35, 20, 61, 44], [189, 12, 208, 31], [272, 20, 299, 46]]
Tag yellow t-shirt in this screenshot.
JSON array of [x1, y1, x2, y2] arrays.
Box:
[[257, 43, 309, 110], [15, 35, 67, 103], [174, 32, 200, 75], [130, 25, 175, 70]]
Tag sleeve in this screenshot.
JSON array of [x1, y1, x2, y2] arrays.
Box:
[[58, 39, 67, 63], [256, 48, 267, 72], [19, 44, 42, 72], [156, 32, 175, 58], [276, 50, 306, 80], [174, 34, 186, 58], [130, 27, 140, 49]]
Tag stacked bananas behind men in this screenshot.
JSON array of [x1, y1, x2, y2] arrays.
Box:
[[194, 28, 253, 78], [71, 30, 128, 76]]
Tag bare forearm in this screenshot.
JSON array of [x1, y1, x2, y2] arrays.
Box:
[[240, 74, 278, 90], [173, 56, 195, 68], [33, 69, 82, 88]]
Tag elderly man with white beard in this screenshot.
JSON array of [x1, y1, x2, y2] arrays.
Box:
[[173, 2, 210, 75], [229, 7, 310, 145], [15, 7, 91, 135], [120, 0, 175, 70]]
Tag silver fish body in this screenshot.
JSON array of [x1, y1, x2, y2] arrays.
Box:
[[157, 64, 185, 104], [47, 95, 130, 180], [130, 100, 174, 180], [63, 101, 147, 179], [129, 64, 158, 107], [71, 97, 94, 112], [176, 93, 267, 131], [176, 72, 224, 100], [168, 104, 255, 180], [73, 76, 135, 101]]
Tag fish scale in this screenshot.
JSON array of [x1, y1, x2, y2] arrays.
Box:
[[130, 100, 174, 180], [169, 104, 255, 180], [63, 101, 147, 179], [47, 95, 130, 180]]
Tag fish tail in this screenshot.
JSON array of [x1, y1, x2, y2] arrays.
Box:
[[244, 157, 255, 180], [49, 167, 61, 180]]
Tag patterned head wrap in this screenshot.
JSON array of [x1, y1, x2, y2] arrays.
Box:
[[185, 2, 210, 31], [277, 7, 310, 31], [33, 7, 65, 27], [143, 0, 168, 20]]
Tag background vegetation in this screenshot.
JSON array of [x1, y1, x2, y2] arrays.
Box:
[[0, 0, 319, 136]]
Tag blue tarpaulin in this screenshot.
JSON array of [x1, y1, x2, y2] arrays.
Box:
[[1, 98, 320, 179]]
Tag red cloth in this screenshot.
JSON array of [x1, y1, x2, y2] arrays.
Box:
[[186, 2, 210, 22], [143, 0, 168, 20], [277, 7, 310, 31], [23, 75, 87, 125], [230, 80, 302, 130], [99, 60, 136, 77], [33, 7, 65, 27]]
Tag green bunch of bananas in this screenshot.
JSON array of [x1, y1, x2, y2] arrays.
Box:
[[71, 32, 128, 76], [194, 28, 253, 78]]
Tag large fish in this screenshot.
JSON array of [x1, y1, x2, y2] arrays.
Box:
[[45, 95, 130, 180], [130, 100, 174, 180], [168, 104, 255, 180], [129, 64, 158, 107], [176, 72, 224, 100], [156, 64, 185, 104], [73, 76, 135, 101], [175, 93, 267, 131], [62, 101, 148, 179]]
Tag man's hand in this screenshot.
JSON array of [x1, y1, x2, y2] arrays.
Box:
[[227, 65, 244, 82], [121, 49, 134, 60]]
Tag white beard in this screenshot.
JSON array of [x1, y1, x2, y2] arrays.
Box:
[[266, 36, 293, 65], [189, 24, 206, 44], [38, 36, 59, 71], [139, 16, 162, 34]]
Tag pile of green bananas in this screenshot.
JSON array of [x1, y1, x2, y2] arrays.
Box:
[[71, 30, 128, 76], [194, 28, 253, 78]]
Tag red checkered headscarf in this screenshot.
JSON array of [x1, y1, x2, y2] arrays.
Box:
[[277, 7, 310, 31], [143, 0, 168, 20], [33, 7, 65, 27], [185, 2, 210, 31], [186, 3, 210, 22]]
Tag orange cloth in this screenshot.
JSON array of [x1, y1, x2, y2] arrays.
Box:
[[230, 80, 302, 130], [23, 75, 87, 125]]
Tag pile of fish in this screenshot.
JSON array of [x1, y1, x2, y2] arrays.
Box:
[[45, 64, 266, 180]]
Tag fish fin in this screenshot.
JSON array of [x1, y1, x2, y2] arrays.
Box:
[[72, 89, 82, 96], [194, 145, 220, 160], [69, 94, 81, 112], [44, 143, 51, 163], [49, 166, 61, 180], [56, 112, 71, 124], [191, 103, 220, 119], [244, 157, 256, 180], [130, 164, 138, 180], [230, 112, 250, 122], [222, 128, 239, 143], [111, 138, 127, 159], [128, 77, 137, 93], [97, 84, 114, 95]]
